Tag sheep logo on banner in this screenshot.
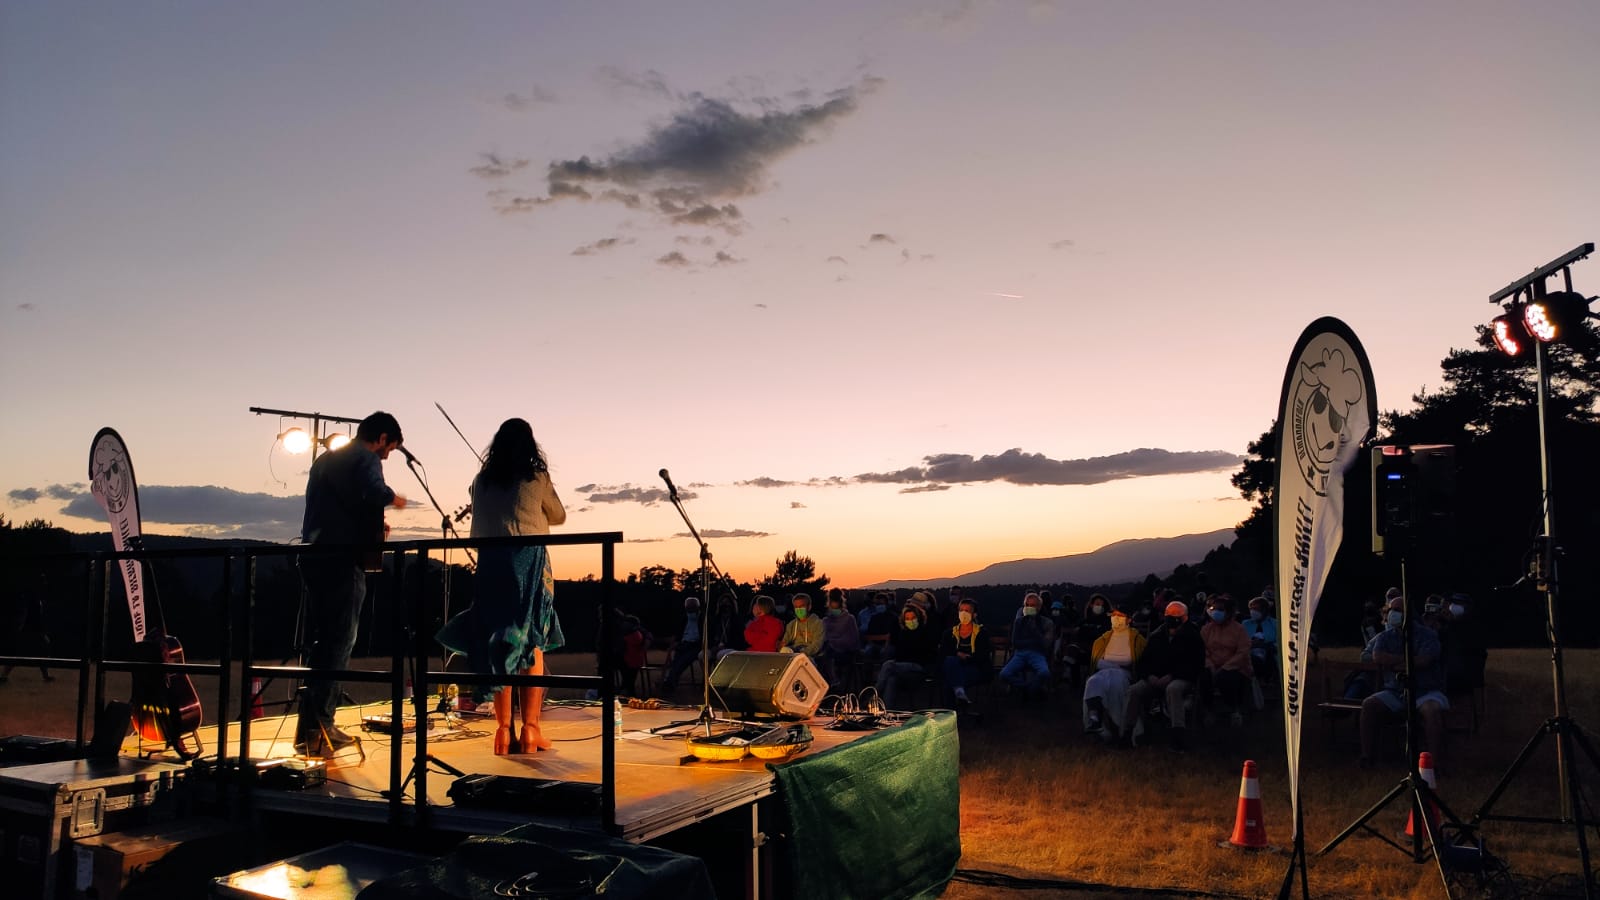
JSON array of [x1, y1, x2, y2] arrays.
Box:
[[1289, 346, 1365, 497]]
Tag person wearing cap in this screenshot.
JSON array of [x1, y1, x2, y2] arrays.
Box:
[[1200, 594, 1253, 726], [1000, 592, 1055, 700], [779, 593, 825, 657], [940, 599, 992, 705], [1125, 599, 1205, 750], [1359, 593, 1448, 768], [657, 595, 704, 695], [876, 602, 940, 711], [1082, 604, 1146, 738]]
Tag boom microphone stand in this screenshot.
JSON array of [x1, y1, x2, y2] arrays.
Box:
[[649, 468, 742, 738], [1317, 554, 1468, 896]]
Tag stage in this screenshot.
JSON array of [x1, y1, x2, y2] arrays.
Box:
[[119, 701, 963, 899]]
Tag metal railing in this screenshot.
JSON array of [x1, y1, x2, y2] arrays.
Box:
[[0, 532, 624, 833]]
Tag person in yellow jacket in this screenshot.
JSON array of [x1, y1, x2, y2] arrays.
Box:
[[779, 593, 824, 657], [1082, 606, 1147, 740]]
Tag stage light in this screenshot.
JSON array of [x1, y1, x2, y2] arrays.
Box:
[[323, 432, 352, 452], [280, 427, 313, 454], [1522, 291, 1592, 344], [1491, 311, 1531, 357]]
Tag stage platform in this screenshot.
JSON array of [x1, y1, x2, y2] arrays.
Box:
[[125, 700, 888, 840]]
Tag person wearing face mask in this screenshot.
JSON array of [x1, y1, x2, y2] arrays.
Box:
[[779, 593, 825, 657], [1082, 605, 1146, 738], [1243, 597, 1280, 687], [1359, 593, 1449, 769], [657, 596, 704, 695], [861, 592, 896, 662], [940, 599, 992, 706], [817, 592, 862, 691], [743, 595, 783, 653], [875, 602, 940, 711], [1437, 592, 1487, 700], [1125, 600, 1205, 751], [1065, 594, 1113, 687], [1200, 595, 1253, 727], [999, 592, 1055, 700]]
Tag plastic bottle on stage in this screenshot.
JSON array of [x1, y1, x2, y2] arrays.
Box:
[[614, 699, 624, 739]]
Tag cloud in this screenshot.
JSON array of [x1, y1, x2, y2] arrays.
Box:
[[867, 233, 897, 245], [469, 153, 531, 179], [679, 529, 770, 539], [753, 302, 768, 309], [577, 483, 694, 506], [1049, 239, 1076, 250], [854, 447, 1243, 487], [17, 302, 36, 311], [499, 79, 875, 231], [656, 251, 691, 267], [7, 488, 41, 503], [790, 501, 807, 509], [737, 477, 795, 488], [22, 483, 303, 537], [571, 236, 634, 256], [989, 291, 1024, 299], [712, 250, 744, 266], [899, 484, 952, 494], [501, 86, 558, 111], [825, 255, 847, 264], [676, 235, 715, 246]]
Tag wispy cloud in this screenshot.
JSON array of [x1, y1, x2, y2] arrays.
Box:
[[790, 501, 807, 509], [899, 484, 952, 494], [576, 483, 693, 506], [500, 86, 558, 111], [469, 153, 531, 179], [855, 448, 1242, 487], [17, 483, 303, 538], [1049, 238, 1076, 250], [679, 529, 769, 539], [571, 236, 634, 256], [16, 302, 36, 312], [657, 251, 691, 267]]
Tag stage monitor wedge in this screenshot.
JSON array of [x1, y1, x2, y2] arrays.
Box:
[[710, 652, 827, 719]]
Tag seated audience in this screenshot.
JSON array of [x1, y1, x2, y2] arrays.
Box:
[[658, 595, 704, 694], [1125, 599, 1204, 751], [860, 592, 896, 661], [1243, 596, 1280, 686], [742, 595, 783, 654], [1360, 594, 1449, 768], [941, 598, 992, 705], [1200, 594, 1253, 725], [999, 592, 1055, 700], [780, 593, 824, 656], [875, 602, 940, 711], [1065, 593, 1113, 686], [1082, 606, 1146, 740], [817, 591, 861, 691]]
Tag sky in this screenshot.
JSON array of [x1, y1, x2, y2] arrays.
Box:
[[3, 2, 1598, 588]]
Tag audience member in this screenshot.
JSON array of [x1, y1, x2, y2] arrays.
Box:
[[941, 599, 992, 706], [1243, 596, 1280, 686], [657, 596, 703, 694], [1437, 592, 1487, 697], [617, 614, 652, 696], [1065, 593, 1113, 686], [780, 593, 824, 656], [817, 591, 861, 691], [1360, 594, 1449, 768], [1125, 599, 1205, 751], [1082, 606, 1146, 740], [876, 602, 940, 711], [861, 592, 896, 661], [743, 595, 783, 653], [1200, 594, 1253, 725], [999, 592, 1054, 699]]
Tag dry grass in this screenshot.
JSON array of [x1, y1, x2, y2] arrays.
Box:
[[2, 649, 1596, 898], [945, 647, 1600, 899]]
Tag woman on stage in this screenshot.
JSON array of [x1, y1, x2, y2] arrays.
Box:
[[437, 418, 566, 754]]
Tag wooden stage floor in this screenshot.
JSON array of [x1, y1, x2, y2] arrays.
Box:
[[124, 699, 887, 842]]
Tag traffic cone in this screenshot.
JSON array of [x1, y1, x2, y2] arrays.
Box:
[[1229, 760, 1270, 849], [1406, 751, 1442, 837], [249, 677, 264, 720]]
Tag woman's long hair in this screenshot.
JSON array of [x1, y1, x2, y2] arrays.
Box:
[[479, 418, 548, 487]]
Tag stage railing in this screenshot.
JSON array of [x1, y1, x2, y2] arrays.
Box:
[[0, 532, 624, 834]]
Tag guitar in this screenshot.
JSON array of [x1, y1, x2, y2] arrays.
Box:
[[131, 629, 203, 759]]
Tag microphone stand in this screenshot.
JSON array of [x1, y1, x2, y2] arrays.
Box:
[[650, 471, 742, 738]]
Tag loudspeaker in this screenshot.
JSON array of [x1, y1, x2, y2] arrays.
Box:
[[710, 652, 827, 719]]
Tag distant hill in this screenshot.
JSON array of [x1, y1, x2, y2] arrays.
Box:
[[860, 529, 1235, 590]]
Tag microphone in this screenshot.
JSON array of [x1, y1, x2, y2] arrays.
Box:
[[659, 468, 679, 499], [400, 446, 421, 466]]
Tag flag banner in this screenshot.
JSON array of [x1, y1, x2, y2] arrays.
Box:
[[1275, 319, 1375, 832], [89, 427, 148, 642]]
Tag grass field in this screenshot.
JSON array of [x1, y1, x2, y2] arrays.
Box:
[[1, 647, 1596, 899]]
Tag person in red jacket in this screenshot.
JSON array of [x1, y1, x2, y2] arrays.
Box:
[[744, 595, 783, 653]]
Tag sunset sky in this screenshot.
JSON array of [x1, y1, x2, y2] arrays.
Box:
[[3, 2, 1597, 588]]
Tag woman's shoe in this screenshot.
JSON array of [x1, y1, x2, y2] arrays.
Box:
[[520, 723, 552, 752], [493, 727, 512, 756]]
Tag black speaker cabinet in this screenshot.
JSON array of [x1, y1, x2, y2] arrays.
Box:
[[710, 652, 827, 719]]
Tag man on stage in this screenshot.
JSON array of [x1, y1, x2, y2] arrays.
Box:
[[296, 411, 407, 755]]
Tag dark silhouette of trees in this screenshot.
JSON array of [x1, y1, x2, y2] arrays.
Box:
[[758, 550, 830, 599]]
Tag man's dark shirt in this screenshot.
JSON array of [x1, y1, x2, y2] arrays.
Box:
[[301, 444, 394, 548], [1136, 622, 1206, 683]]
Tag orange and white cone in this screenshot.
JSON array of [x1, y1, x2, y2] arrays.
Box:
[[1229, 760, 1269, 849], [1406, 751, 1442, 837]]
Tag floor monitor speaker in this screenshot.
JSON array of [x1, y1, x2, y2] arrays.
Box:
[[710, 651, 827, 718]]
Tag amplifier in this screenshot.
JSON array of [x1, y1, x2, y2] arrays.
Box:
[[710, 652, 827, 719]]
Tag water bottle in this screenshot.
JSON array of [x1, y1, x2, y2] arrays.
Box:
[[613, 699, 624, 739]]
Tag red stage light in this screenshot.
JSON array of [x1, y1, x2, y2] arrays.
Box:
[[1522, 291, 1591, 344], [1491, 312, 1529, 357]]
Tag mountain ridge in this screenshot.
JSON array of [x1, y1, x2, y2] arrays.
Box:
[[859, 528, 1235, 589]]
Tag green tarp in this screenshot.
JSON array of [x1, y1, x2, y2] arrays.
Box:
[[770, 711, 960, 900]]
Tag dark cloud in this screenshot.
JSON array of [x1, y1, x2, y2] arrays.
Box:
[[737, 477, 794, 488], [1049, 239, 1076, 250], [7, 488, 41, 504], [596, 66, 675, 100], [900, 484, 952, 494], [580, 484, 693, 506], [469, 154, 531, 179], [679, 529, 769, 539], [516, 80, 874, 230], [753, 302, 768, 309], [826, 255, 848, 264], [47, 484, 83, 499], [17, 302, 36, 311], [657, 251, 691, 267], [855, 448, 1243, 487], [712, 250, 744, 266], [676, 235, 715, 246], [501, 86, 558, 111], [56, 484, 303, 529], [571, 236, 633, 256], [790, 502, 807, 509], [867, 233, 897, 245]]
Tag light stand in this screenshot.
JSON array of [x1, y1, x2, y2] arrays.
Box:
[[1462, 339, 1598, 897], [649, 469, 742, 738], [1317, 556, 1468, 894]]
